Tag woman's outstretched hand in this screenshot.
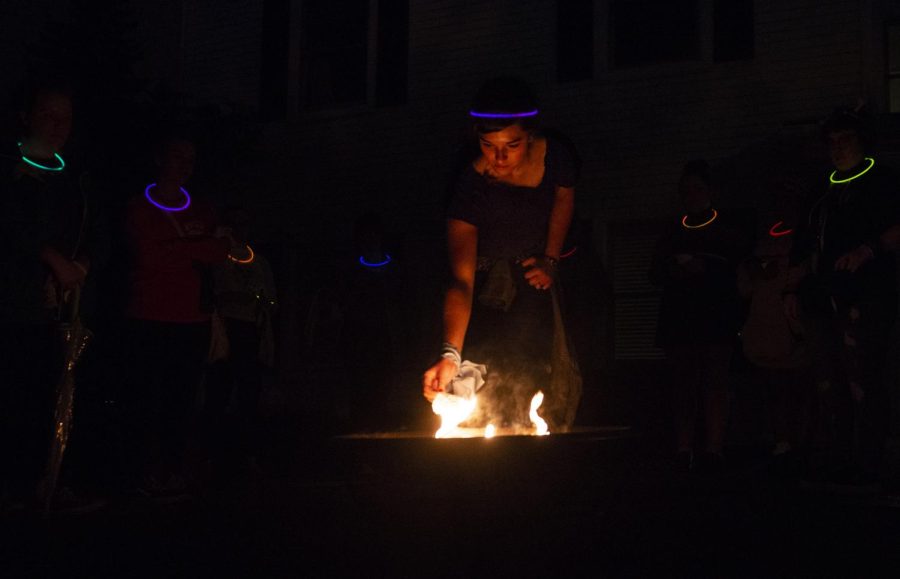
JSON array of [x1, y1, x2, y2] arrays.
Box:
[[422, 358, 459, 402], [521, 256, 555, 290]]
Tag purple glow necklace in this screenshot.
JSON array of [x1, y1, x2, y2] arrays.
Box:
[[145, 183, 191, 212]]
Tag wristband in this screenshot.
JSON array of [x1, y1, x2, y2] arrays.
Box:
[[440, 342, 461, 368], [535, 255, 558, 273]]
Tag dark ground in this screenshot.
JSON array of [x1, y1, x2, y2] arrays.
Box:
[[3, 417, 900, 579]]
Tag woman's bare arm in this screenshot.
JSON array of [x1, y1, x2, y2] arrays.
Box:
[[443, 219, 477, 350], [522, 185, 575, 290], [423, 218, 477, 399], [544, 185, 575, 259]]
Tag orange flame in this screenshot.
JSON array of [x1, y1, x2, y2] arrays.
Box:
[[431, 390, 550, 438], [432, 393, 477, 438], [530, 391, 549, 436]]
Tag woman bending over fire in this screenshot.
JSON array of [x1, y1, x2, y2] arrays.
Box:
[[422, 76, 582, 431]]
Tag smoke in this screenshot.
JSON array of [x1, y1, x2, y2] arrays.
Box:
[[460, 351, 551, 432]]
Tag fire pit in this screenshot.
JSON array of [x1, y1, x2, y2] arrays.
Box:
[[337, 425, 631, 441], [324, 426, 636, 488]]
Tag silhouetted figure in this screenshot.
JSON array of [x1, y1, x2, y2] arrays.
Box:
[[0, 82, 108, 512], [203, 206, 276, 475], [335, 211, 402, 432], [737, 213, 812, 474], [650, 160, 747, 472], [787, 106, 900, 489], [119, 134, 229, 498]]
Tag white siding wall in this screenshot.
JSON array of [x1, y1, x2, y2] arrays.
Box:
[[131, 0, 186, 92], [589, 0, 865, 220], [181, 0, 264, 109], [125, 0, 897, 393], [0, 0, 70, 111], [142, 0, 883, 240]]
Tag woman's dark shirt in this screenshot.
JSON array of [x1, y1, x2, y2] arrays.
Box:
[[447, 136, 578, 260]]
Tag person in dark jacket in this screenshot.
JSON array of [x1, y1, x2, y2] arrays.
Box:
[[0, 82, 108, 511], [650, 160, 748, 472], [785, 106, 900, 488]]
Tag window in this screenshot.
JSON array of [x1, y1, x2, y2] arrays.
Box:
[[713, 0, 753, 62], [299, 0, 408, 110], [557, 0, 594, 82], [301, 0, 369, 108], [375, 0, 409, 106], [609, 0, 700, 68], [609, 221, 665, 361], [888, 23, 900, 113]]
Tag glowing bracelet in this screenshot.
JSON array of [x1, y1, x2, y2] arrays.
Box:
[[768, 221, 794, 238], [469, 109, 539, 119], [227, 245, 255, 264], [145, 183, 191, 212], [17, 142, 65, 172], [359, 254, 392, 268], [829, 157, 874, 184], [682, 209, 718, 229], [560, 246, 578, 259]]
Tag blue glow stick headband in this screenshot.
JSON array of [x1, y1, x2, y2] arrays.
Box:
[[469, 109, 539, 119]]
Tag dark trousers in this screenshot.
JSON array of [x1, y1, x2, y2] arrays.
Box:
[[0, 323, 61, 498], [203, 318, 263, 462], [666, 343, 733, 454], [119, 319, 209, 482], [808, 295, 895, 474]]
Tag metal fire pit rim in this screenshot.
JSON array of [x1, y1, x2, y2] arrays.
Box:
[[333, 424, 633, 441]]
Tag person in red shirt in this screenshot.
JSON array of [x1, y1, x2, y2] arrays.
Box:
[[120, 134, 229, 498]]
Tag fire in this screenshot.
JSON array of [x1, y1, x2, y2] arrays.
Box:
[[432, 393, 477, 438], [530, 391, 549, 436], [431, 390, 549, 438]]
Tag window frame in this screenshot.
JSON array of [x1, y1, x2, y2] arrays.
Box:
[[288, 0, 408, 117]]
